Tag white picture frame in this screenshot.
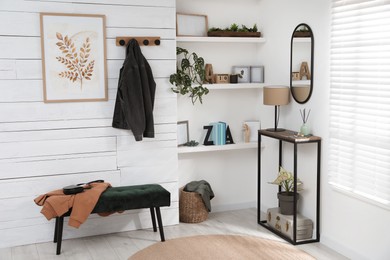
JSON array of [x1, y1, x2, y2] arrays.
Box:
[[177, 121, 189, 146], [232, 66, 250, 83], [250, 66, 264, 83], [176, 13, 208, 37], [40, 13, 108, 103]]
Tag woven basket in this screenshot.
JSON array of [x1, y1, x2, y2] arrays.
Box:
[[179, 187, 208, 223]]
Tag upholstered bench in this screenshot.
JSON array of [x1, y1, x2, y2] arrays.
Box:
[[53, 184, 171, 255]]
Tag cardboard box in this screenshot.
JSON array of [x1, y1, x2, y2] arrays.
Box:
[[267, 207, 313, 240]]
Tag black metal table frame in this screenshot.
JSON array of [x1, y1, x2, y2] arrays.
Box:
[[257, 129, 321, 245]]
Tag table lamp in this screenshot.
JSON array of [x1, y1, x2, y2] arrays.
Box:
[[263, 86, 290, 132]]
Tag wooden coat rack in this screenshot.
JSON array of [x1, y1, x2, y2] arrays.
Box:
[[116, 37, 161, 46]]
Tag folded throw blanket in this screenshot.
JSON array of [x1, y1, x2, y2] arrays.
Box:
[[184, 180, 214, 212]]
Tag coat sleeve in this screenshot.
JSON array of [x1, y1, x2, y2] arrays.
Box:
[[68, 183, 111, 228], [119, 53, 146, 141], [138, 56, 156, 138]]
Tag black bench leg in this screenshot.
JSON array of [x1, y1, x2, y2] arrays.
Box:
[[54, 217, 59, 243], [56, 216, 64, 255], [155, 207, 165, 242], [150, 208, 157, 232]]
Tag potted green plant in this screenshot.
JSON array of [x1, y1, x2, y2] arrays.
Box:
[[269, 166, 303, 215], [229, 73, 242, 84], [208, 23, 260, 37], [169, 47, 209, 105]]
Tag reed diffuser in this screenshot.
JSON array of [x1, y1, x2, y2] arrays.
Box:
[[299, 108, 311, 136]]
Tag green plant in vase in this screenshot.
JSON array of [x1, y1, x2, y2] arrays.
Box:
[[169, 47, 208, 105], [229, 72, 243, 84], [269, 166, 303, 215]]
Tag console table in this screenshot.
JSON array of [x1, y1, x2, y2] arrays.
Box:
[[257, 129, 321, 244]]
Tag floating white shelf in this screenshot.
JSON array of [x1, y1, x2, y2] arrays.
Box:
[[205, 83, 265, 90], [176, 36, 266, 44], [178, 142, 261, 154]]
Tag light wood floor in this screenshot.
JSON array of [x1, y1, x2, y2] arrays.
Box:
[[0, 208, 348, 260]]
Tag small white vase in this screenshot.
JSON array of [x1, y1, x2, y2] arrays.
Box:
[[300, 124, 310, 136]]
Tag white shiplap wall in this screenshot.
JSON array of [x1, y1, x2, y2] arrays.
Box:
[[0, 0, 178, 248]]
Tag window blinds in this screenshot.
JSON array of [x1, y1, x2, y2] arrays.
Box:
[[329, 0, 390, 207]]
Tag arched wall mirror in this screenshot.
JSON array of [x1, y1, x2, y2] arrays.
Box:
[[290, 23, 314, 104]]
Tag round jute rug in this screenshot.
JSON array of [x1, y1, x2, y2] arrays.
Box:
[[129, 234, 315, 260]]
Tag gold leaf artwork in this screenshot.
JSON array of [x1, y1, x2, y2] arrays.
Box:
[[55, 32, 95, 88]]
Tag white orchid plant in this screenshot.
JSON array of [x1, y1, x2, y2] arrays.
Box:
[[269, 166, 303, 193]]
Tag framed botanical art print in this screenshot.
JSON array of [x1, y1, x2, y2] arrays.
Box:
[[40, 13, 108, 103]]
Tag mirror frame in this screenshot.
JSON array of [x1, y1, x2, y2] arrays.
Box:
[[290, 23, 314, 104]]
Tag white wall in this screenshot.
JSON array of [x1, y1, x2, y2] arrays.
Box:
[[256, 0, 329, 244], [258, 1, 390, 259], [176, 0, 264, 212], [0, 0, 178, 248]]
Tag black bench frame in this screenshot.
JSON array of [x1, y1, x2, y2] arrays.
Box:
[[53, 207, 165, 255]]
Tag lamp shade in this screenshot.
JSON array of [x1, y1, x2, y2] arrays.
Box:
[[263, 86, 290, 105]]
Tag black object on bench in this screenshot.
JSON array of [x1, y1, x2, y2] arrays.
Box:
[[53, 184, 171, 255]]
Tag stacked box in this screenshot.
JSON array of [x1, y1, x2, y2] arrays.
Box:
[[266, 207, 313, 240]]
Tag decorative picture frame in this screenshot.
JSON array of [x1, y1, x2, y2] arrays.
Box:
[[40, 13, 108, 103], [250, 66, 264, 83], [232, 66, 250, 83], [176, 13, 208, 37], [177, 121, 190, 146]]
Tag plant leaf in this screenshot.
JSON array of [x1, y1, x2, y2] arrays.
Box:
[[56, 32, 63, 40], [176, 47, 188, 56], [181, 58, 190, 70]]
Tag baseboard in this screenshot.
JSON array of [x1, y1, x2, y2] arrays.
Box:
[[212, 201, 256, 213], [321, 235, 368, 260]]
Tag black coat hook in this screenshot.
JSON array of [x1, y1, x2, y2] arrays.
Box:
[[116, 37, 160, 46]]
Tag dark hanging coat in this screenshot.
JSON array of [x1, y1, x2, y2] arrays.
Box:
[[112, 39, 156, 141]]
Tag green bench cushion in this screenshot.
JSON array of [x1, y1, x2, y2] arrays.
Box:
[[92, 184, 171, 213]]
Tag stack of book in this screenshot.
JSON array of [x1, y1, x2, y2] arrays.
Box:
[[210, 122, 227, 145]]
